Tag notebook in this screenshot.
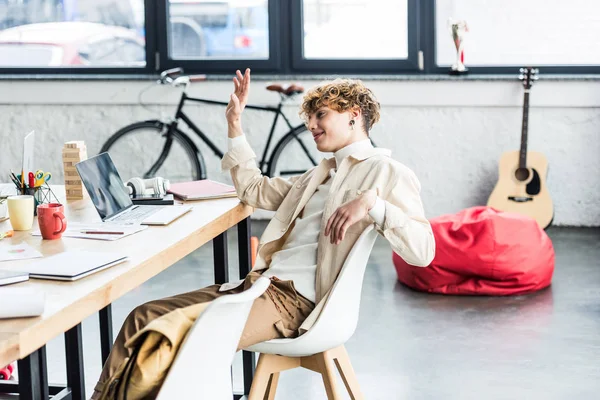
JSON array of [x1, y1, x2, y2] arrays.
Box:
[[167, 180, 237, 201], [16, 251, 128, 281], [0, 270, 29, 286]]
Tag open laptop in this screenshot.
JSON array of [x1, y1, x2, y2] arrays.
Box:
[[75, 153, 192, 225]]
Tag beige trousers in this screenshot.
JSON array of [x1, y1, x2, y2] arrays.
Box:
[[92, 271, 314, 399]]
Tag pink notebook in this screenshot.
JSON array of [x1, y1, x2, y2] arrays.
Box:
[[167, 180, 237, 200]]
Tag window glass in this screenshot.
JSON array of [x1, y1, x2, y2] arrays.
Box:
[[168, 0, 269, 59], [436, 0, 600, 66], [0, 0, 146, 67], [302, 0, 408, 59]]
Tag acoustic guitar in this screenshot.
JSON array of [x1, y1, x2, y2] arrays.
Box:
[[487, 67, 554, 229]]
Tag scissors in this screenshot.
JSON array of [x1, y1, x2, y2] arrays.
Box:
[[34, 170, 52, 187]]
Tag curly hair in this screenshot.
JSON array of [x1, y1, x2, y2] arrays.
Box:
[[300, 78, 381, 132]]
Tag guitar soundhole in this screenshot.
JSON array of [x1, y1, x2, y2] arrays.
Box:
[[515, 167, 530, 182]]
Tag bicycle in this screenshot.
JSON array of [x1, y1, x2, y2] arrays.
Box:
[[100, 68, 321, 183]]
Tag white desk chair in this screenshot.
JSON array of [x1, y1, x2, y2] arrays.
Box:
[[157, 276, 271, 400], [245, 225, 378, 400]]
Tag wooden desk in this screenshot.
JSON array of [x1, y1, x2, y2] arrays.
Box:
[[0, 187, 255, 400]]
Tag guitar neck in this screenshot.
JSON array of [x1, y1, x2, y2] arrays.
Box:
[[519, 90, 530, 169]]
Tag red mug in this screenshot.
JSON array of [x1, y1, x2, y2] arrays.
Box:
[[37, 203, 67, 240]]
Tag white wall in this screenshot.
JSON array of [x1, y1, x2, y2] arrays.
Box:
[[0, 77, 599, 226]]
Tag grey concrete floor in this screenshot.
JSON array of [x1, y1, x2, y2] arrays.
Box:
[[3, 223, 600, 399]]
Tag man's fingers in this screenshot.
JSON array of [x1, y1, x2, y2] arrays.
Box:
[[244, 68, 251, 92], [333, 215, 348, 244], [230, 93, 240, 107], [233, 77, 240, 92], [325, 211, 336, 236], [331, 213, 346, 244], [339, 219, 354, 243], [327, 213, 341, 242]]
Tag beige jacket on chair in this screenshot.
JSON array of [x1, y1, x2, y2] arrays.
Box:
[[221, 140, 436, 334]]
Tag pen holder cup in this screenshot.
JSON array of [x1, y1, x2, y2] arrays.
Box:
[[23, 185, 60, 217]]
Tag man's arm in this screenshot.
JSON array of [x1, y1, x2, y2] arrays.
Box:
[[325, 168, 435, 267], [221, 128, 301, 211], [375, 170, 435, 267], [222, 69, 300, 210]]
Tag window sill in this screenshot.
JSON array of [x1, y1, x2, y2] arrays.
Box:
[[0, 73, 599, 82]]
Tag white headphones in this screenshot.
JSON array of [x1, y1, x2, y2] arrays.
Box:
[[126, 177, 170, 196]]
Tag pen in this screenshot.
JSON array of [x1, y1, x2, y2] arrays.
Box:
[[80, 231, 125, 235]]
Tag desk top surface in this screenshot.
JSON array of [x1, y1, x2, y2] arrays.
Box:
[[0, 186, 252, 366]]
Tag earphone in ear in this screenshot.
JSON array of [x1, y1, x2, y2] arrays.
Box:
[[125, 177, 170, 196]]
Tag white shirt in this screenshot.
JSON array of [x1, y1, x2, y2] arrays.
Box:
[[228, 136, 385, 302]]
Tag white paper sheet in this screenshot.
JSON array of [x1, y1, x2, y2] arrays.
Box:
[[0, 242, 43, 262], [0, 287, 45, 318]]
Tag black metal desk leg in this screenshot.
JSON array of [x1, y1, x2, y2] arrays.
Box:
[[17, 349, 41, 400], [237, 217, 252, 278], [213, 231, 229, 284], [99, 305, 113, 365], [237, 217, 256, 395], [38, 345, 49, 400], [65, 324, 86, 400]]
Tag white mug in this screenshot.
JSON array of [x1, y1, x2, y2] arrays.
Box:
[[7, 195, 34, 231]]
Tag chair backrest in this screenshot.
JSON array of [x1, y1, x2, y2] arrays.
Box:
[[302, 225, 378, 347], [157, 276, 271, 400]]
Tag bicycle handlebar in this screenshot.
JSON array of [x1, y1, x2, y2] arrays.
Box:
[[158, 68, 206, 87], [159, 67, 183, 83]]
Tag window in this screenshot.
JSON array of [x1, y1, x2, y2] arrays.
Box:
[[159, 0, 276, 73], [1, 0, 598, 75], [292, 0, 419, 73], [302, 0, 408, 59], [0, 0, 148, 70], [434, 0, 600, 70]]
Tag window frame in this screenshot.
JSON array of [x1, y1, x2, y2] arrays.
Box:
[[155, 0, 282, 74], [0, 0, 158, 75], [0, 0, 599, 76]]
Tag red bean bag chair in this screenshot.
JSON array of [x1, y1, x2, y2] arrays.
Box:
[[394, 206, 554, 295]]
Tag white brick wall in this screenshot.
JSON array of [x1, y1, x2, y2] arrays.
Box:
[[0, 78, 598, 226]]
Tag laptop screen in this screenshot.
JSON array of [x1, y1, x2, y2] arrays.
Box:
[[75, 153, 133, 220]]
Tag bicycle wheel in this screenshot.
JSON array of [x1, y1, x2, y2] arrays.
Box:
[[100, 120, 206, 182], [266, 125, 324, 178]]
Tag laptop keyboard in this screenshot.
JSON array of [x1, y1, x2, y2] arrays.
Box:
[[109, 206, 159, 224]]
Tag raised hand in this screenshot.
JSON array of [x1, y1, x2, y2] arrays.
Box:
[[226, 68, 251, 125]]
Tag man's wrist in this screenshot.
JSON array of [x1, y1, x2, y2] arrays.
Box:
[[228, 121, 243, 138], [363, 190, 377, 211]]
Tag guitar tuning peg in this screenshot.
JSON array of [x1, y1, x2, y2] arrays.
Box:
[[518, 74, 524, 80], [519, 68, 525, 73]]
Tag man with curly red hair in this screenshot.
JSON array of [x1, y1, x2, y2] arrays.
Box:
[[92, 69, 435, 399]]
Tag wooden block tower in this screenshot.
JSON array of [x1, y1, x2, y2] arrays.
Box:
[[62, 141, 88, 200]]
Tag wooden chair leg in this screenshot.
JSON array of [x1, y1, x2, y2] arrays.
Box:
[[264, 372, 280, 400], [249, 354, 298, 400], [331, 346, 364, 400], [315, 351, 343, 400]]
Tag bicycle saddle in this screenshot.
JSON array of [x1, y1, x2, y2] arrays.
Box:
[[266, 83, 304, 96]]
